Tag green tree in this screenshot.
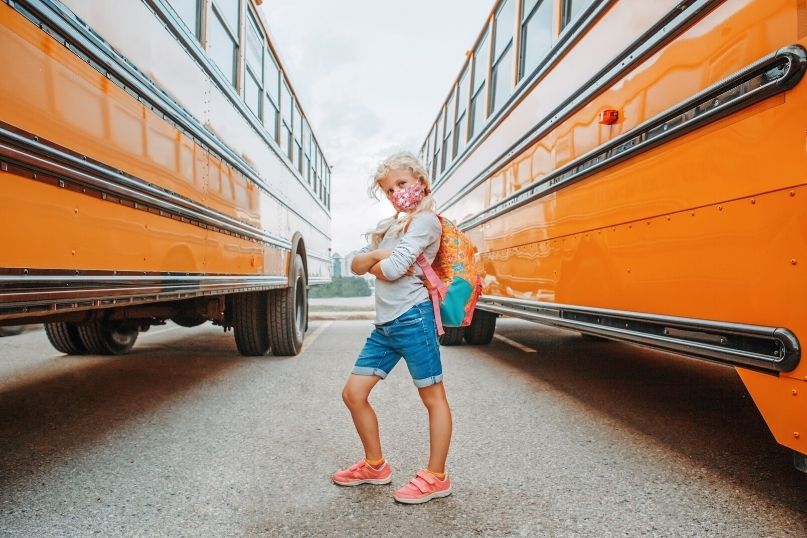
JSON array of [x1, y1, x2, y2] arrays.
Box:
[[309, 276, 371, 298]]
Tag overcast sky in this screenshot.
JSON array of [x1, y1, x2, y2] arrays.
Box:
[[260, 0, 492, 257]]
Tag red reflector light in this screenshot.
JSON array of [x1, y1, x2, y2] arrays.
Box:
[[599, 109, 619, 125]]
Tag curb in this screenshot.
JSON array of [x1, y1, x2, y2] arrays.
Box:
[[309, 311, 375, 321]]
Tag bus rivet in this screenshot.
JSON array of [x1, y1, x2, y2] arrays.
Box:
[[793, 389, 799, 396], [71, 250, 75, 256], [795, 432, 801, 439], [790, 191, 795, 197], [791, 259, 797, 265], [718, 205, 723, 211], [751, 198, 756, 204]]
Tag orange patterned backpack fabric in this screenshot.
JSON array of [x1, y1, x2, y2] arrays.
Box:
[[416, 216, 483, 336]]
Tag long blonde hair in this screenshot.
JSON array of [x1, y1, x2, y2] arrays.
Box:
[[366, 152, 436, 248]]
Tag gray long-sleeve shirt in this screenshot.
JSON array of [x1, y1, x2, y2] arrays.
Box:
[[356, 212, 441, 324]]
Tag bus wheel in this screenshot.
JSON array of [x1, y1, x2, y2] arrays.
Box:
[[439, 327, 465, 346], [464, 310, 497, 345], [231, 291, 271, 356], [45, 322, 88, 354], [269, 254, 307, 356], [77, 321, 138, 355]]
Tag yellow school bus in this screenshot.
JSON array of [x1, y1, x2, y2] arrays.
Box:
[[423, 0, 807, 471], [0, 0, 332, 356]]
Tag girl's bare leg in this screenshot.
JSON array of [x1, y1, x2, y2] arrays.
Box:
[[341, 374, 384, 461], [417, 382, 452, 473]]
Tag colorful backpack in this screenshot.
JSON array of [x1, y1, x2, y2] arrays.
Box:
[[416, 215, 483, 336]]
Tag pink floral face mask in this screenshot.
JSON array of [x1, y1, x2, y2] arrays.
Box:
[[389, 183, 426, 213]]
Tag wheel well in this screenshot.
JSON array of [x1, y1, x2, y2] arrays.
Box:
[[290, 232, 308, 285]]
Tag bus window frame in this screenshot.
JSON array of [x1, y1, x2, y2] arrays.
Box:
[[208, 0, 241, 89], [264, 46, 281, 142], [167, 0, 202, 40], [518, 0, 556, 81], [561, 0, 595, 30], [244, 6, 264, 121], [489, 0, 516, 116], [469, 25, 492, 144]]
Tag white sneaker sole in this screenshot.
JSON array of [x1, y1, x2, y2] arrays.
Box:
[[333, 476, 393, 486], [393, 487, 452, 504]]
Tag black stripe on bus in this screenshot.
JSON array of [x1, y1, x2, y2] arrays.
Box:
[[0, 267, 331, 318], [477, 296, 801, 375], [455, 44, 807, 232], [0, 122, 294, 250], [8, 0, 332, 241]]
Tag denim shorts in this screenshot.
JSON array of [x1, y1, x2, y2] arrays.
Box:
[[352, 300, 443, 388]]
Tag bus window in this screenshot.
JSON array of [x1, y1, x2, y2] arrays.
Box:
[[561, 0, 594, 29], [454, 67, 469, 157], [293, 101, 303, 173], [469, 30, 489, 141], [432, 118, 442, 180], [303, 119, 312, 185], [209, 0, 240, 87], [520, 0, 554, 78], [167, 0, 200, 39], [264, 49, 280, 141], [289, 98, 300, 168], [442, 88, 456, 170], [490, 0, 515, 114], [245, 10, 264, 120], [281, 79, 293, 160]]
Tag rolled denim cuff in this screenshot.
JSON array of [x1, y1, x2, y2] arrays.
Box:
[[413, 373, 443, 388], [351, 366, 388, 379]]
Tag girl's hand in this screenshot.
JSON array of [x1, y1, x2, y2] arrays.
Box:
[[369, 262, 389, 281]]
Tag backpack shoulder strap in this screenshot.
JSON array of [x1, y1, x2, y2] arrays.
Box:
[[416, 255, 447, 298]]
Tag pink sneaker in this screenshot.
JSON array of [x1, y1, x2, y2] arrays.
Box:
[[393, 470, 452, 504], [332, 459, 392, 486]]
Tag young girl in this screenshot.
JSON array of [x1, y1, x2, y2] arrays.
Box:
[[332, 152, 453, 504]]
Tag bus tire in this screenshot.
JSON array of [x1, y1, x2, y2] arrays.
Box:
[[77, 321, 138, 355], [231, 291, 271, 356], [269, 254, 307, 356], [45, 322, 87, 354], [464, 310, 497, 345], [439, 326, 465, 346]]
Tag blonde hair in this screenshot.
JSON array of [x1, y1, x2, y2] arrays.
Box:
[[366, 152, 436, 248]]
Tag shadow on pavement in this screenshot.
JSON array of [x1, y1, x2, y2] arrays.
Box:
[[0, 329, 248, 488], [477, 320, 807, 518]]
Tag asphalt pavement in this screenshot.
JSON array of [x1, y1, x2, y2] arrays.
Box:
[[0, 319, 805, 536]]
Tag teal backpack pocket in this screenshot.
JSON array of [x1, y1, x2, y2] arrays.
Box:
[[440, 277, 474, 326]]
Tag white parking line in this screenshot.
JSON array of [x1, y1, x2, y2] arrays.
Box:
[[494, 334, 537, 353], [300, 321, 332, 354]]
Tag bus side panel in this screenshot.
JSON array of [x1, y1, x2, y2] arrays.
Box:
[[0, 1, 285, 277], [61, 0, 333, 269], [436, 0, 807, 457], [1, 170, 207, 273]]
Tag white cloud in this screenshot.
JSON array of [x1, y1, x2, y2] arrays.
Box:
[[261, 0, 492, 256]]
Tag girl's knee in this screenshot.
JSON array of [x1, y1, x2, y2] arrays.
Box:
[[342, 385, 368, 409], [419, 385, 449, 410]]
